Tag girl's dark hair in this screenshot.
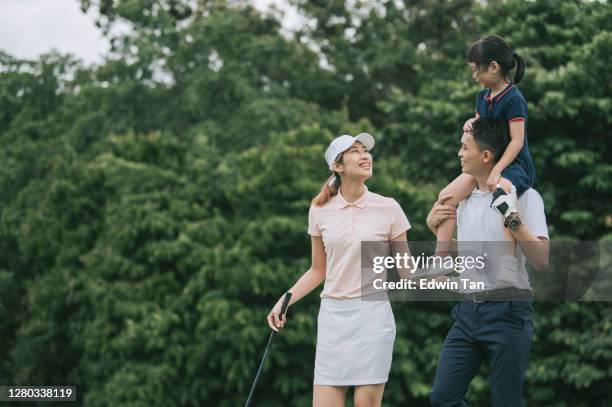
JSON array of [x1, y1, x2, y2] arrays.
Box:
[[467, 35, 525, 84]]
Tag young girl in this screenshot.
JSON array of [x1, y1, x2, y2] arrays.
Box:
[[267, 133, 411, 406], [436, 35, 535, 254]]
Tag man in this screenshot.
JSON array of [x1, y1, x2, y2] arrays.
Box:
[[425, 118, 550, 407]]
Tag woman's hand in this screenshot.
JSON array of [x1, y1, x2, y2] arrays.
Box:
[[267, 296, 288, 332]]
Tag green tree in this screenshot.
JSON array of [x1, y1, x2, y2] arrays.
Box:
[[0, 1, 610, 406]]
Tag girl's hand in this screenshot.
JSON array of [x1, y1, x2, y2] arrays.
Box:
[[487, 170, 501, 191], [463, 117, 477, 132], [267, 296, 288, 332]]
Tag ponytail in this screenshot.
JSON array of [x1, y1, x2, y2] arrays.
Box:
[[512, 52, 525, 84], [312, 172, 341, 207], [467, 35, 526, 85], [312, 152, 344, 207]]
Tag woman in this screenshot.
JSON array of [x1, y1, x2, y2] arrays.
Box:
[[267, 133, 411, 406]]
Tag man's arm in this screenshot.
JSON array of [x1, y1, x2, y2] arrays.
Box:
[[501, 188, 549, 269], [492, 186, 550, 269], [509, 222, 550, 269]]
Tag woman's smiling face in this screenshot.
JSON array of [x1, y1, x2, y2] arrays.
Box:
[[334, 141, 373, 179]]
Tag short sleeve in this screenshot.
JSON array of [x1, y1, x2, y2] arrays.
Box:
[[505, 95, 527, 123], [518, 190, 549, 240], [308, 206, 322, 237], [389, 200, 411, 240]]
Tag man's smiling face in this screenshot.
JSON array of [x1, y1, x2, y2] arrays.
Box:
[[458, 131, 486, 176]]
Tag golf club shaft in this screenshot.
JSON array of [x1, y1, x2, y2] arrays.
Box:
[[244, 292, 292, 407]]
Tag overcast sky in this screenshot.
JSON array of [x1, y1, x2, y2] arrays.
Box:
[[0, 0, 300, 65]]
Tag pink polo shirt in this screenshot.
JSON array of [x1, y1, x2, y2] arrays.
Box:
[[308, 187, 411, 299]]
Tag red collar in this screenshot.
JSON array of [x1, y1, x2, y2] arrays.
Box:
[[485, 83, 514, 103]]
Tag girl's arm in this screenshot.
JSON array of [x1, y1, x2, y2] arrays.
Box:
[[487, 120, 525, 190], [267, 235, 326, 331]]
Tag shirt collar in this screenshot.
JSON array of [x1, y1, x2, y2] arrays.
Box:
[[335, 185, 369, 209], [471, 187, 491, 197], [485, 83, 514, 103]]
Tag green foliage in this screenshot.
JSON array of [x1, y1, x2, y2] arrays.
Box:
[[1, 0, 610, 405]]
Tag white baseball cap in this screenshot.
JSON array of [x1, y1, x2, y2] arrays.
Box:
[[324, 133, 375, 170]]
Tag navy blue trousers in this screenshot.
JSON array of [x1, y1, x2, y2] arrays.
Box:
[[429, 301, 534, 407]]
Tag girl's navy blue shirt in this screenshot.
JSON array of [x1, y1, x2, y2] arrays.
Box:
[[476, 84, 536, 190]]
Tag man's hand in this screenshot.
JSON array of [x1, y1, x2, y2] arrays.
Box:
[[427, 194, 457, 235], [491, 184, 518, 218]]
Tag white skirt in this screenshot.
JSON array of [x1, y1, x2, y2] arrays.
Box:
[[314, 296, 396, 386]]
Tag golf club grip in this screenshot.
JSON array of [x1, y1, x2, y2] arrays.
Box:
[[279, 292, 292, 316]]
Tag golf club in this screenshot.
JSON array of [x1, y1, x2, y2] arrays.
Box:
[[244, 291, 292, 407]]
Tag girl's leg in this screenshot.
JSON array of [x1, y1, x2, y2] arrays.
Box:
[[353, 384, 385, 407], [498, 177, 512, 193], [436, 174, 477, 255], [313, 385, 347, 407]]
